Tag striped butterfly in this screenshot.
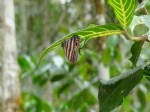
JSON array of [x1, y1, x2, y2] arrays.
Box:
[[61, 35, 80, 64]]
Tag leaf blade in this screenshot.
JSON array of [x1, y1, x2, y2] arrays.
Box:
[[98, 65, 144, 112], [39, 24, 124, 62], [108, 0, 136, 28], [129, 41, 144, 67]]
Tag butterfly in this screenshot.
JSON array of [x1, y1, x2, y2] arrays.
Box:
[[61, 35, 80, 64]]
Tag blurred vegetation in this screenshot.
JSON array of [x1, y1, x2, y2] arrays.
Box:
[[15, 0, 150, 112]]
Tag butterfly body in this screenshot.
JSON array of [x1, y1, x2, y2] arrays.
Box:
[[61, 35, 80, 64]]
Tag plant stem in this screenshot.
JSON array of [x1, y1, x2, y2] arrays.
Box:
[[131, 36, 150, 42]]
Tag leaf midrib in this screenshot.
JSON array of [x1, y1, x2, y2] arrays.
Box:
[[120, 0, 126, 28]]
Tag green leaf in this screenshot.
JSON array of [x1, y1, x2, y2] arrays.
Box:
[[51, 74, 66, 82], [57, 81, 72, 94], [143, 62, 150, 81], [67, 89, 97, 109], [114, 48, 122, 63], [39, 24, 124, 62], [143, 65, 150, 77], [22, 92, 51, 112], [18, 54, 35, 70], [129, 41, 144, 67], [33, 73, 49, 86], [108, 0, 136, 28], [137, 86, 146, 111], [98, 65, 144, 112]]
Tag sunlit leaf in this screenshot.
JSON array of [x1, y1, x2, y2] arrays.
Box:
[[108, 0, 136, 28], [39, 24, 124, 62], [18, 55, 35, 70]]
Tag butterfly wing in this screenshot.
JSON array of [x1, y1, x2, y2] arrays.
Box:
[[62, 35, 80, 64]]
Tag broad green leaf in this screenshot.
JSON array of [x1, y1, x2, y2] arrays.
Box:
[[39, 24, 124, 62], [129, 15, 150, 40], [135, 0, 149, 12], [108, 0, 136, 28], [98, 65, 144, 112], [18, 54, 35, 70], [129, 42, 144, 67]]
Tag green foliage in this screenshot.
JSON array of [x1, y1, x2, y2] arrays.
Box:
[[98, 65, 150, 112], [101, 48, 111, 66], [22, 92, 51, 112], [144, 63, 150, 77], [50, 74, 66, 82], [39, 24, 124, 62], [18, 50, 99, 112], [129, 42, 144, 67], [16, 0, 150, 112], [137, 86, 146, 110], [108, 0, 136, 28], [38, 0, 150, 112]]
